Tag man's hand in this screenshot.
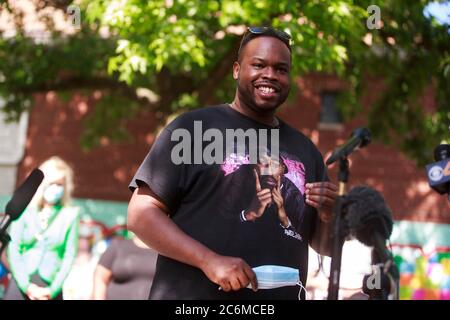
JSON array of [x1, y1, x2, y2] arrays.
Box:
[[244, 169, 272, 221], [305, 182, 338, 223], [272, 175, 290, 228], [201, 252, 258, 292]]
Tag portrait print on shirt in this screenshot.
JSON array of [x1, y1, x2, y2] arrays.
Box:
[[220, 150, 306, 242]]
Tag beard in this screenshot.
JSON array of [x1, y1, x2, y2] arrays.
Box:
[[259, 175, 278, 191], [236, 79, 289, 113]]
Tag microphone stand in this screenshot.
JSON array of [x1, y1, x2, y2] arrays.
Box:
[[327, 157, 350, 300], [0, 215, 12, 258], [0, 233, 10, 258], [363, 248, 400, 300], [385, 257, 400, 300]]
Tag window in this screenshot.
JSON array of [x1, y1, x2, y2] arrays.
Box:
[[319, 91, 343, 130]]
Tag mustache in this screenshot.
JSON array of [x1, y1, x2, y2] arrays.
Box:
[[260, 175, 278, 190]]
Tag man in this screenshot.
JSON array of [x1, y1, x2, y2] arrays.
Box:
[[241, 153, 304, 230], [128, 27, 337, 299]]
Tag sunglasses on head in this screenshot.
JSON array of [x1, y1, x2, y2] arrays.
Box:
[[247, 27, 291, 42], [239, 26, 292, 54]]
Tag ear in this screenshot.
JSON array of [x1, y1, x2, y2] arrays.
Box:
[[232, 61, 240, 80]]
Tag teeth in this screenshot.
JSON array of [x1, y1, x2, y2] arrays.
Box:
[[259, 86, 275, 93]]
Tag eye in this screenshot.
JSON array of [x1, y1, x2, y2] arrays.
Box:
[[253, 63, 264, 69], [277, 67, 288, 74]]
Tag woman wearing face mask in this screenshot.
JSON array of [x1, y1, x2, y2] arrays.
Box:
[[3, 156, 79, 300]]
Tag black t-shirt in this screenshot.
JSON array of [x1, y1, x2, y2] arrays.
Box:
[[129, 104, 327, 300], [98, 238, 158, 300]]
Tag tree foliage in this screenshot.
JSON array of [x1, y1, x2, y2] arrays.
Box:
[[0, 0, 448, 165]]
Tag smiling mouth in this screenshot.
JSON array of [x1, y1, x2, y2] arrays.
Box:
[[255, 83, 279, 95], [257, 86, 276, 94]]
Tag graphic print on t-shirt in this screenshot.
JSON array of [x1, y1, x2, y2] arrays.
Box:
[[220, 151, 306, 241]]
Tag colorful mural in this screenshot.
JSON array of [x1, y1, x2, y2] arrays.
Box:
[[390, 220, 450, 300], [393, 245, 450, 300]]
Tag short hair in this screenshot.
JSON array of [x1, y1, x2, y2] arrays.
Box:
[[238, 26, 292, 60]]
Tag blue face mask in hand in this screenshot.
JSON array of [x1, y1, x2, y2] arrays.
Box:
[[251, 265, 299, 289], [248, 265, 307, 299]]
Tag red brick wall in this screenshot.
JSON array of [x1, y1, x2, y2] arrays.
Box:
[[17, 91, 157, 202], [278, 74, 449, 223], [16, 78, 449, 223]]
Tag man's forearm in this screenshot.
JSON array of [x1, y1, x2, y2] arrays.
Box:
[[128, 191, 217, 271]]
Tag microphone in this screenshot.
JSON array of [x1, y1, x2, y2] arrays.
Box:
[[343, 186, 400, 299], [425, 144, 450, 201], [0, 169, 44, 236], [343, 186, 393, 262], [326, 128, 371, 166]]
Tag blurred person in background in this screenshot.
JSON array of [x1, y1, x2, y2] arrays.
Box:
[[307, 238, 372, 300], [3, 156, 79, 300], [93, 233, 157, 300], [63, 224, 98, 300]]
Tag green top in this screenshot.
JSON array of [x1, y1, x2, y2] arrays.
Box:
[[7, 204, 79, 298]]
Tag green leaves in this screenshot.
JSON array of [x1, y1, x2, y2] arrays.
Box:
[[1, 0, 448, 165]]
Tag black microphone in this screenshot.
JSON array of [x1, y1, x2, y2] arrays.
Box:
[[0, 169, 44, 236], [425, 144, 450, 201], [343, 186, 399, 300], [344, 186, 393, 262], [326, 128, 371, 166]]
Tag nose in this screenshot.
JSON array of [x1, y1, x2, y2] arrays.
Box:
[[267, 160, 275, 175], [262, 66, 277, 80]]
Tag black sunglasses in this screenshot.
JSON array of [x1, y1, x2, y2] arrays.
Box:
[[247, 27, 291, 42], [238, 26, 292, 55]]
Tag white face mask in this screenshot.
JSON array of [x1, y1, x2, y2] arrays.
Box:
[[247, 265, 307, 299], [43, 184, 64, 204]]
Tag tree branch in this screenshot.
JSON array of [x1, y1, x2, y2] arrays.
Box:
[[197, 37, 241, 106]]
